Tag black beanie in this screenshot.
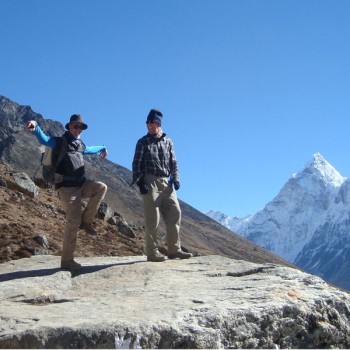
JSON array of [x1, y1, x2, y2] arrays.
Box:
[[146, 109, 163, 126]]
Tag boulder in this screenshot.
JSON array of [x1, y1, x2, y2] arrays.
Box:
[[1, 255, 350, 349], [11, 172, 38, 198], [97, 201, 115, 221], [117, 219, 136, 238]]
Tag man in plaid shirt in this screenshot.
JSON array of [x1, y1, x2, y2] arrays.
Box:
[[132, 109, 192, 262]]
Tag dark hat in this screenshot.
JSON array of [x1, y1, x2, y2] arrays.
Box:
[[65, 114, 88, 130], [146, 109, 163, 126]]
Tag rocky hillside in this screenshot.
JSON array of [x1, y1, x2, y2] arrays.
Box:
[[0, 95, 294, 267], [0, 164, 150, 263]]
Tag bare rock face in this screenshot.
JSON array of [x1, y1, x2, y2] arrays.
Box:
[[1, 255, 350, 349]]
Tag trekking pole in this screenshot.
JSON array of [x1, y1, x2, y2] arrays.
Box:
[[129, 174, 143, 187]]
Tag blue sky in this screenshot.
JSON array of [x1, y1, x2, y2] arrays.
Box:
[[2, 0, 350, 217]]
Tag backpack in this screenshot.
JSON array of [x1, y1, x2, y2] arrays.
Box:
[[34, 136, 67, 186]]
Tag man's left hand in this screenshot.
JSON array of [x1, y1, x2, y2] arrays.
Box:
[[100, 149, 108, 160]]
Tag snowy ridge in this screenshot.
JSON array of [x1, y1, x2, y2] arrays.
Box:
[[206, 153, 350, 290], [205, 210, 252, 233]]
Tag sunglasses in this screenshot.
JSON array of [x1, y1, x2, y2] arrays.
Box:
[[72, 124, 85, 130]]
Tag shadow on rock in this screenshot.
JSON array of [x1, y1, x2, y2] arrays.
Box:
[[71, 260, 145, 277], [0, 268, 61, 282], [0, 260, 145, 281]]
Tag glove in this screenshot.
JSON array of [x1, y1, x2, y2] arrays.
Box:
[[136, 177, 149, 195], [172, 181, 180, 191], [138, 183, 149, 195]]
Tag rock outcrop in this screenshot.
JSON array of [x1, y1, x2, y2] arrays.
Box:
[[1, 255, 350, 349]]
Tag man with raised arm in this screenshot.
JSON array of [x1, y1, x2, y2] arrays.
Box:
[[26, 114, 108, 271]]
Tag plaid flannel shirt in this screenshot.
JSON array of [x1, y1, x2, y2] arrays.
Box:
[[132, 133, 179, 183]]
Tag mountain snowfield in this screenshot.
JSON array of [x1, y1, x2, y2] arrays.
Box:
[[207, 153, 350, 290]]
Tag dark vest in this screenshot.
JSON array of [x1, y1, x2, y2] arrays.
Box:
[[55, 132, 86, 188]]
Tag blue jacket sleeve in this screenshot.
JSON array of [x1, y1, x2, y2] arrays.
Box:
[[84, 145, 106, 155], [34, 125, 105, 154], [33, 125, 56, 148]]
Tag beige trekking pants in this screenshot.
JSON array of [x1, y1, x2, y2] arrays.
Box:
[[58, 179, 107, 262], [142, 174, 182, 256]]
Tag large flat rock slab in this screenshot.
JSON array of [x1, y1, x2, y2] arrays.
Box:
[[1, 255, 350, 348]]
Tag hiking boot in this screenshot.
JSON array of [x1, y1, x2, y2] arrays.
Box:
[[168, 251, 193, 260], [80, 222, 97, 236], [60, 259, 82, 271], [147, 251, 166, 262]]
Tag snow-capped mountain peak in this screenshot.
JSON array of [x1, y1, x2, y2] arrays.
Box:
[[295, 152, 345, 187], [207, 153, 350, 290], [207, 153, 348, 261]]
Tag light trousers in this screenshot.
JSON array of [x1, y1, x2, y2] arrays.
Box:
[[58, 179, 107, 262], [142, 174, 182, 256]]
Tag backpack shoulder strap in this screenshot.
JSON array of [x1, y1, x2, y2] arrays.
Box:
[[53, 135, 68, 170]]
